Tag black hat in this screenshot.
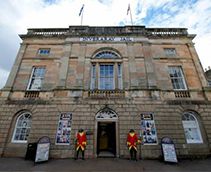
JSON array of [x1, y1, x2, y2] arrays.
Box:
[[79, 128, 84, 132], [129, 129, 134, 132]]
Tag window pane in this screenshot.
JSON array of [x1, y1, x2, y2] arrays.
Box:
[[184, 128, 201, 142], [95, 51, 118, 58], [182, 112, 203, 143], [90, 65, 96, 90], [118, 64, 123, 89], [164, 48, 176, 56], [168, 67, 186, 90], [38, 49, 50, 55], [28, 67, 46, 90], [13, 113, 32, 142], [99, 65, 114, 90]]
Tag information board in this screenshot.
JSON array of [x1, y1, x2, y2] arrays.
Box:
[[161, 137, 178, 163], [162, 144, 178, 163], [35, 136, 50, 163]]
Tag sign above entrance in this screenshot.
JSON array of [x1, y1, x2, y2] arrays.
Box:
[[80, 37, 134, 42]]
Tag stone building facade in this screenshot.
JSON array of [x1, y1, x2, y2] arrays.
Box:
[[0, 26, 211, 159]]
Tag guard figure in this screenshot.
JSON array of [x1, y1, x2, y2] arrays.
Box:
[[75, 129, 87, 160], [127, 129, 141, 161]]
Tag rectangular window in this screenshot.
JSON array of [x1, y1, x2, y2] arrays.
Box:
[[168, 66, 187, 90], [27, 67, 46, 91], [164, 48, 176, 57], [118, 64, 123, 89], [55, 112, 72, 145], [99, 64, 114, 90], [38, 48, 50, 55], [90, 63, 123, 90], [90, 64, 96, 89], [140, 113, 158, 144]]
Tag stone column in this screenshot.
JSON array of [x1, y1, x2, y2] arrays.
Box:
[[142, 42, 157, 89], [3, 43, 27, 91], [57, 43, 72, 88], [187, 43, 207, 87]]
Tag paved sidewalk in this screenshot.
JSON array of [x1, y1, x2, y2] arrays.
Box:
[[0, 157, 211, 172]]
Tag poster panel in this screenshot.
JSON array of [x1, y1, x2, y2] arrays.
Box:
[[55, 112, 72, 145], [141, 113, 158, 144]]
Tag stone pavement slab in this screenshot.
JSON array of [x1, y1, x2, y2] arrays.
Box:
[[0, 157, 210, 172]]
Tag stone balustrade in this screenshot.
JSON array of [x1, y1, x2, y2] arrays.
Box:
[[20, 26, 189, 37]]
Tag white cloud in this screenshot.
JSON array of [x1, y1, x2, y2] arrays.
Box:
[[0, 0, 211, 89], [0, 69, 9, 89]]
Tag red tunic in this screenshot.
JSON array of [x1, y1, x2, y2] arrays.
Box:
[[76, 132, 87, 151], [127, 132, 138, 150]]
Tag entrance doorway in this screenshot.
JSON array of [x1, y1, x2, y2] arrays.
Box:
[[97, 122, 116, 157]]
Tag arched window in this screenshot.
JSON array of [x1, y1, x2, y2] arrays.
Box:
[[90, 50, 123, 90], [12, 112, 32, 143], [182, 111, 203, 144], [95, 51, 119, 59]]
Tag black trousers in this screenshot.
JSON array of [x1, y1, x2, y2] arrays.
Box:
[[76, 147, 85, 159], [129, 147, 137, 160]]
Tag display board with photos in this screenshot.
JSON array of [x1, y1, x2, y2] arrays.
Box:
[[55, 112, 72, 145], [35, 136, 50, 163], [140, 112, 158, 144]]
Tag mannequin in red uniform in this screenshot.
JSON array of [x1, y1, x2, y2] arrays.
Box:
[[127, 129, 141, 161], [75, 129, 87, 160]]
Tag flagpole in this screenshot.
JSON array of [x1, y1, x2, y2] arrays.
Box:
[[79, 4, 84, 26], [81, 9, 83, 25], [127, 4, 133, 26], [129, 5, 133, 26]]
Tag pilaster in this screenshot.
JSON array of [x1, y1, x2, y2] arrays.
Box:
[[142, 42, 157, 89]]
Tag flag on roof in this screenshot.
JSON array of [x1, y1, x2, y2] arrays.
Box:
[[127, 4, 130, 15], [79, 4, 84, 16]]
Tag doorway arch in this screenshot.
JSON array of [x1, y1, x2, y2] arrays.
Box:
[[95, 107, 119, 157]]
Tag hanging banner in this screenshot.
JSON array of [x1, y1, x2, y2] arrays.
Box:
[[55, 112, 72, 145], [140, 112, 158, 144]]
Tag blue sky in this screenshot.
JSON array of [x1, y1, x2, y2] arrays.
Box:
[[0, 0, 211, 88]]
